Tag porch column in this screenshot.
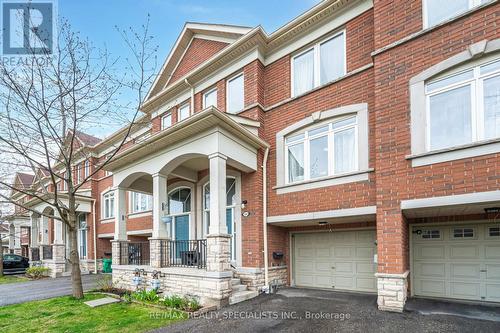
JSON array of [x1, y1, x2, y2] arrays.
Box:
[[206, 153, 231, 272], [8, 225, 15, 251], [150, 173, 169, 268], [112, 188, 128, 265], [52, 212, 65, 265], [41, 216, 49, 245], [29, 214, 39, 261], [13, 225, 22, 255]]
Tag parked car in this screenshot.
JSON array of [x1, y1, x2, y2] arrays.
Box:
[[2, 254, 29, 274]]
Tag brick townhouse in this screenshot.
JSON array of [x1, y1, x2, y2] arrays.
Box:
[[7, 0, 500, 311]]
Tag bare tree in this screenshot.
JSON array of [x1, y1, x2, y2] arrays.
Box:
[[0, 17, 157, 298]]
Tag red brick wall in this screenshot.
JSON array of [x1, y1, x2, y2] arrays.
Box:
[[168, 38, 228, 86]]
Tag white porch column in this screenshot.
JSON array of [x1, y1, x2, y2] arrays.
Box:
[[30, 214, 39, 247], [14, 225, 21, 250], [41, 216, 49, 245], [113, 188, 127, 240], [206, 153, 231, 272], [53, 213, 64, 245], [152, 173, 169, 238], [208, 153, 228, 235], [8, 225, 15, 250]]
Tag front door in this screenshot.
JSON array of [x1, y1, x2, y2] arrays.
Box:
[[226, 208, 236, 261], [174, 214, 190, 258]]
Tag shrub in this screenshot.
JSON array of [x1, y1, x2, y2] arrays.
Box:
[[132, 289, 159, 303], [162, 295, 201, 312], [26, 267, 50, 279], [96, 274, 115, 292]]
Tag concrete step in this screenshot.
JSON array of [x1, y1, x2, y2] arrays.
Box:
[[231, 284, 248, 292], [229, 290, 258, 305], [231, 278, 241, 286]]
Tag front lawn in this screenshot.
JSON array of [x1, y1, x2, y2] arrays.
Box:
[[0, 275, 29, 284], [0, 293, 185, 333]]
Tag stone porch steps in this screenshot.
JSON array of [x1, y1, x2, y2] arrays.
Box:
[[229, 277, 259, 305]]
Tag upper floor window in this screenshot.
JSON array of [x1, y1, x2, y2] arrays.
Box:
[[425, 58, 500, 151], [161, 112, 172, 129], [102, 191, 115, 219], [424, 0, 487, 28], [285, 116, 357, 184], [178, 103, 190, 122], [130, 191, 152, 213], [292, 31, 346, 97], [75, 166, 81, 184], [203, 87, 217, 109], [84, 160, 90, 178], [226, 73, 244, 114]]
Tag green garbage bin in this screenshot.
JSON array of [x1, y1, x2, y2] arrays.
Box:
[[102, 258, 112, 273]]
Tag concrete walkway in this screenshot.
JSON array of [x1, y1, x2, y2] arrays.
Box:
[[153, 288, 500, 333], [0, 274, 101, 306]]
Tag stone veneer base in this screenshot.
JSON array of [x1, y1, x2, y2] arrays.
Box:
[[375, 271, 409, 312], [234, 266, 288, 291]]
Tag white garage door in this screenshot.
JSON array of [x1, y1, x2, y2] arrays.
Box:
[[293, 230, 377, 292], [412, 224, 500, 302]]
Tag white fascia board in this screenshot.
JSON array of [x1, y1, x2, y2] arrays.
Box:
[[401, 191, 500, 210], [267, 205, 376, 224]]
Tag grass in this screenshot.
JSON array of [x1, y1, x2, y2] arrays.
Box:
[[0, 293, 186, 333], [0, 275, 29, 284]]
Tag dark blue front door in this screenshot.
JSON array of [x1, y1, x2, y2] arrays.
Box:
[[175, 214, 189, 258]]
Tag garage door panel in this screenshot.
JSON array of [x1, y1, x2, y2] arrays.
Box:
[[295, 274, 314, 286], [357, 277, 376, 291], [316, 248, 331, 257], [334, 262, 353, 274], [450, 245, 479, 259], [333, 247, 352, 258], [451, 264, 481, 279], [486, 264, 500, 280], [415, 246, 445, 260], [415, 262, 446, 278], [356, 230, 375, 242], [333, 232, 355, 243], [356, 262, 376, 274], [297, 248, 314, 258], [355, 247, 374, 258], [485, 245, 500, 259], [334, 276, 355, 290], [315, 275, 333, 288], [486, 284, 500, 302], [296, 260, 314, 271], [450, 282, 480, 299], [316, 261, 333, 272], [417, 279, 446, 296]]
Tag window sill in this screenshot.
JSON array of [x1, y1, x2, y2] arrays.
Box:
[[100, 218, 115, 224], [128, 211, 152, 219], [273, 169, 373, 194], [407, 138, 500, 167]]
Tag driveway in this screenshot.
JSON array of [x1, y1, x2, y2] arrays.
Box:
[[154, 288, 500, 333], [0, 274, 101, 306]]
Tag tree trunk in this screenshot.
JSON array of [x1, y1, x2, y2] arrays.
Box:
[[68, 226, 83, 298], [0, 247, 3, 277]]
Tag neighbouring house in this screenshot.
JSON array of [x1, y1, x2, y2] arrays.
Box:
[[0, 222, 10, 254], [7, 0, 500, 311]]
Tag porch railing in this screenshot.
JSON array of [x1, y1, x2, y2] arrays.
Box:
[[162, 239, 207, 269], [42, 245, 53, 260], [31, 247, 40, 261], [120, 241, 150, 266]]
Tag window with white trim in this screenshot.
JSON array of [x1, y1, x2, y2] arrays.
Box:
[[178, 103, 190, 122], [421, 229, 441, 239], [78, 214, 87, 259], [489, 225, 500, 237], [226, 73, 244, 114], [285, 116, 357, 184], [75, 165, 81, 184], [452, 227, 475, 238], [84, 160, 90, 178], [203, 88, 217, 109], [102, 191, 115, 219], [423, 0, 488, 28], [161, 112, 172, 129], [425, 58, 500, 151], [292, 31, 346, 97], [130, 191, 152, 213]]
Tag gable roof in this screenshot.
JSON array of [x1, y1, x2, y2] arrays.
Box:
[[73, 130, 102, 146], [146, 22, 252, 99], [16, 173, 34, 188]]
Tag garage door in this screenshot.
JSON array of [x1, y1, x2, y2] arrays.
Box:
[[293, 230, 377, 292], [412, 224, 500, 302]]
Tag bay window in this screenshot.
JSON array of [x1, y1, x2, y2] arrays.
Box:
[[130, 191, 152, 213], [178, 103, 190, 121], [102, 191, 115, 219], [226, 73, 244, 113], [424, 0, 489, 28], [425, 58, 500, 151], [292, 31, 346, 97], [203, 87, 217, 109], [285, 116, 358, 184]]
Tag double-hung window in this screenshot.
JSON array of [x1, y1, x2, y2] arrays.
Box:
[[423, 0, 489, 28], [130, 192, 152, 213], [178, 103, 190, 122], [226, 73, 244, 114], [161, 112, 172, 129], [285, 116, 358, 184], [103, 191, 115, 219], [84, 160, 90, 178], [292, 31, 346, 97], [425, 58, 500, 151], [203, 88, 217, 109]]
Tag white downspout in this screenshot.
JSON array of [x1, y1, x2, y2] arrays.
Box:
[[184, 78, 195, 112], [92, 199, 97, 274], [262, 147, 270, 291]]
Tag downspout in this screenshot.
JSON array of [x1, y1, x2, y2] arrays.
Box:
[[92, 199, 97, 274], [184, 78, 195, 112], [262, 147, 270, 291]]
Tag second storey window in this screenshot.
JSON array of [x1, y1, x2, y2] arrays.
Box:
[[426, 58, 500, 151], [424, 0, 487, 28], [161, 112, 172, 129], [178, 103, 190, 122], [226, 73, 244, 114], [131, 192, 152, 213], [84, 160, 90, 178], [285, 116, 357, 183], [203, 88, 217, 109], [292, 31, 346, 97], [102, 191, 115, 219]]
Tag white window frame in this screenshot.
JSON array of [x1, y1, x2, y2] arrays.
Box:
[[62, 172, 67, 191], [84, 160, 90, 178], [102, 191, 115, 219], [420, 229, 442, 240], [167, 186, 192, 241], [130, 191, 152, 214], [425, 58, 500, 152], [423, 0, 485, 29], [161, 112, 172, 130], [451, 227, 476, 239], [487, 224, 500, 238], [77, 213, 87, 259], [203, 87, 218, 109], [291, 30, 346, 98], [226, 72, 245, 114], [284, 115, 358, 185], [177, 102, 191, 122]]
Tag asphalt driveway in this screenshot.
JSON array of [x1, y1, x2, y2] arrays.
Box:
[[153, 288, 500, 333], [0, 274, 101, 306]]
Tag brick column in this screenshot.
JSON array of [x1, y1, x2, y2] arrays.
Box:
[[111, 240, 128, 266], [206, 153, 231, 272], [149, 239, 169, 268]]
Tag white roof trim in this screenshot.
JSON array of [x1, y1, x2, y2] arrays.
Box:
[[267, 205, 376, 224], [401, 191, 500, 210]]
